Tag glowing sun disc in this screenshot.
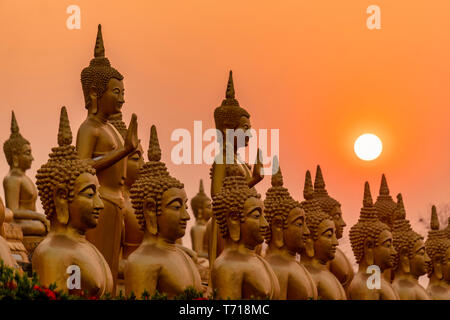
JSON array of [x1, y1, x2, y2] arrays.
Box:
[[354, 134, 382, 161]]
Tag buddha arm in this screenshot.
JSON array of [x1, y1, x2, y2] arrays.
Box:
[[212, 264, 242, 299], [76, 127, 131, 172]]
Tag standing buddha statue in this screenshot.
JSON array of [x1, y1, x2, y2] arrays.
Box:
[[3, 111, 49, 255], [208, 71, 264, 266], [264, 163, 317, 299], [312, 165, 354, 290], [425, 205, 450, 299], [33, 107, 113, 297], [391, 194, 431, 299], [211, 164, 279, 299], [124, 125, 202, 298], [76, 24, 139, 292], [347, 182, 399, 300], [190, 179, 211, 259]]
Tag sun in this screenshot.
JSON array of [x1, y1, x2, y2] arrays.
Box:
[[354, 133, 382, 161]]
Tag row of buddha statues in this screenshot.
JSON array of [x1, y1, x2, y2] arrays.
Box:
[[0, 24, 449, 300]]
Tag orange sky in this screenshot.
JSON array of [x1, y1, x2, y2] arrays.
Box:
[[1, 0, 450, 245]]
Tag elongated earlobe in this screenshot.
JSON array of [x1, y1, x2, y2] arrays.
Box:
[[228, 212, 240, 242], [54, 184, 69, 225], [143, 199, 158, 235]]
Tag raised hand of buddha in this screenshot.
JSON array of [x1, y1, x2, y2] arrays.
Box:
[[124, 113, 139, 152], [250, 148, 264, 187]]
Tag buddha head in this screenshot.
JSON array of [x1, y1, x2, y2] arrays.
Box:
[[214, 71, 251, 149], [264, 165, 309, 252], [392, 194, 429, 277], [213, 164, 266, 249], [81, 24, 124, 117], [190, 180, 212, 223], [109, 113, 144, 187], [312, 165, 346, 239], [374, 174, 397, 229], [3, 111, 33, 172], [130, 125, 189, 243], [36, 107, 104, 233], [425, 205, 450, 282], [350, 182, 396, 271]]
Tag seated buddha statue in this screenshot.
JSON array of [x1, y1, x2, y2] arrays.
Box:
[[347, 182, 399, 300], [211, 164, 280, 299], [124, 125, 202, 298], [32, 107, 113, 297], [3, 111, 49, 254], [301, 170, 346, 300], [264, 163, 317, 299], [108, 112, 144, 260], [391, 194, 431, 299], [425, 205, 450, 300], [312, 165, 354, 290], [190, 179, 211, 259], [208, 71, 264, 266]]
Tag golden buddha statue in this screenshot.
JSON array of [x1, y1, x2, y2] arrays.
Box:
[[391, 194, 431, 300], [76, 25, 139, 291], [0, 196, 20, 269], [124, 125, 202, 298], [374, 174, 397, 229], [348, 182, 399, 300], [264, 164, 318, 299], [109, 112, 144, 260], [301, 171, 346, 300], [208, 71, 264, 266], [33, 107, 113, 297], [425, 205, 450, 300], [3, 111, 49, 254], [190, 180, 211, 259], [312, 165, 354, 290], [211, 164, 279, 299]]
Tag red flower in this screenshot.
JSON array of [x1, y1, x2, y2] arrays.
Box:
[[193, 297, 208, 300], [89, 295, 99, 300]]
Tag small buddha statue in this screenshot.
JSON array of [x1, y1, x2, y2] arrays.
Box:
[[425, 205, 450, 300], [109, 112, 144, 260], [208, 71, 264, 266], [301, 171, 346, 300], [3, 111, 49, 254], [124, 125, 202, 298], [0, 196, 20, 269], [76, 24, 139, 291], [347, 182, 399, 300], [33, 107, 113, 297], [391, 194, 431, 300], [190, 180, 212, 258], [312, 165, 354, 289], [264, 164, 318, 299], [211, 164, 280, 299]]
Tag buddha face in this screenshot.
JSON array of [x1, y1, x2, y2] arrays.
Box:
[[125, 144, 144, 187], [284, 207, 310, 254], [68, 172, 104, 231], [239, 197, 267, 249], [409, 239, 430, 277], [442, 247, 450, 282], [200, 199, 212, 221], [373, 230, 396, 271], [330, 205, 346, 239], [14, 143, 33, 171], [96, 78, 125, 116], [235, 116, 251, 148], [156, 187, 190, 243], [313, 219, 338, 263]]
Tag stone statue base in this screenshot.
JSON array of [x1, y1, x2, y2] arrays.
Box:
[[0, 222, 29, 263], [22, 235, 45, 257]]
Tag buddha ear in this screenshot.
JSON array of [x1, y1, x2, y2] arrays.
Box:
[[143, 198, 158, 236], [89, 86, 98, 114], [305, 238, 315, 258], [434, 257, 443, 280], [272, 217, 284, 248], [364, 237, 375, 266], [399, 248, 410, 273], [197, 208, 203, 220], [228, 211, 241, 242], [54, 184, 69, 225], [12, 154, 19, 168]]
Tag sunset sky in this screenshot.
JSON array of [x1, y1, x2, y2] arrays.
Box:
[[1, 0, 450, 249]]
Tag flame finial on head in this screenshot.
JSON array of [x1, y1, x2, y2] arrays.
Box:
[[148, 125, 161, 162], [270, 156, 283, 187], [199, 179, 205, 194], [94, 24, 105, 58], [10, 111, 19, 134], [314, 165, 327, 194], [57, 107, 73, 147], [430, 205, 439, 231], [225, 70, 235, 99], [379, 173, 390, 196], [303, 170, 314, 200], [363, 181, 373, 208]]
